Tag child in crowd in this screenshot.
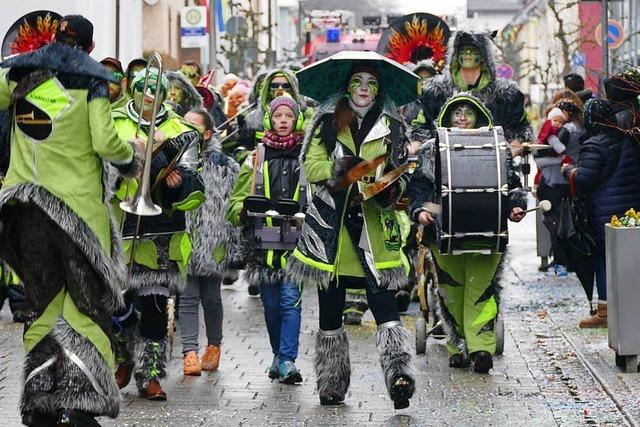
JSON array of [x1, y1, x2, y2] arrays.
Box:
[[227, 96, 306, 384]]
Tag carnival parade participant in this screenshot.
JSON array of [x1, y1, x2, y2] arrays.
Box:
[[0, 15, 143, 426], [286, 59, 416, 409], [100, 57, 128, 110], [235, 69, 303, 164], [166, 70, 203, 117], [408, 93, 527, 373], [418, 30, 531, 143], [227, 96, 306, 384], [180, 108, 239, 375], [110, 67, 204, 400]]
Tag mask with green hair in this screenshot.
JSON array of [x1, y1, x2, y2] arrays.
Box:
[[131, 67, 168, 113]]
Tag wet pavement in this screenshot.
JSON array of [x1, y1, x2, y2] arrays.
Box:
[[1, 201, 639, 426]]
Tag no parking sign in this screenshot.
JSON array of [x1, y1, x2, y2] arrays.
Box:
[[595, 19, 625, 50]]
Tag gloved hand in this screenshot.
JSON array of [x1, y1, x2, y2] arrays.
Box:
[[373, 181, 402, 209], [326, 155, 364, 192]]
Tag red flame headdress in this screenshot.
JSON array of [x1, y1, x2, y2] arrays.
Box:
[[2, 11, 61, 58], [377, 13, 451, 73]]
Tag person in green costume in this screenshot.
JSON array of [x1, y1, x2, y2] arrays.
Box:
[[100, 57, 128, 110], [285, 66, 415, 409], [109, 67, 205, 400], [0, 15, 144, 426], [408, 93, 526, 374]]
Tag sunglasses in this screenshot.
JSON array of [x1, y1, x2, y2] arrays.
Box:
[[270, 82, 291, 90], [113, 71, 124, 82], [134, 80, 163, 96]]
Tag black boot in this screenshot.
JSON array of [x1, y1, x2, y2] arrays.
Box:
[[56, 408, 101, 426], [449, 353, 470, 368], [471, 351, 493, 374], [21, 410, 56, 427]]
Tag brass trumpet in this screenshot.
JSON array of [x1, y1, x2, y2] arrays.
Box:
[[15, 111, 52, 125]]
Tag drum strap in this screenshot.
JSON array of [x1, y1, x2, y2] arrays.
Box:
[[253, 143, 307, 207]]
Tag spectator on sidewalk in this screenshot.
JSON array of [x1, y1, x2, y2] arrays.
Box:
[[561, 99, 640, 328]]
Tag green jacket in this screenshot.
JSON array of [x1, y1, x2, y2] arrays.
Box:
[[287, 98, 408, 290], [112, 102, 205, 280]]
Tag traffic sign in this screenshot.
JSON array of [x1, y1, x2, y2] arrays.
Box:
[[181, 6, 208, 48], [572, 52, 586, 66], [595, 19, 625, 49]]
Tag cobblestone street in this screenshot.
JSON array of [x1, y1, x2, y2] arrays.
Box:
[[1, 208, 639, 426]]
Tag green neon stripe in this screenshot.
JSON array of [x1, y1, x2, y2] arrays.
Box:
[[24, 288, 65, 354], [375, 260, 402, 269], [472, 297, 498, 330], [63, 294, 115, 370], [292, 248, 333, 272]]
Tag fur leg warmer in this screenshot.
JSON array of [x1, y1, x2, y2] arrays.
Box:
[[134, 338, 167, 392], [315, 328, 351, 402], [21, 335, 58, 416], [376, 321, 415, 401]]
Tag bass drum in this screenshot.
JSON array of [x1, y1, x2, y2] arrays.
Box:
[[437, 126, 509, 254]]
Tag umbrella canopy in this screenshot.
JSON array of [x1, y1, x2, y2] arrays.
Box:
[[296, 50, 419, 106]]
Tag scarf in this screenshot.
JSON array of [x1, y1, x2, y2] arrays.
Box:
[[262, 130, 302, 150]]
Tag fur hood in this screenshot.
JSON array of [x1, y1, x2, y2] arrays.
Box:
[[165, 70, 203, 116], [445, 30, 498, 83], [2, 42, 117, 82], [250, 68, 271, 104], [437, 92, 493, 128], [258, 68, 302, 110]]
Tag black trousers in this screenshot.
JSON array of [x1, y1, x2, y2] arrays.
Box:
[[318, 276, 400, 331], [138, 294, 168, 341], [537, 180, 570, 266]]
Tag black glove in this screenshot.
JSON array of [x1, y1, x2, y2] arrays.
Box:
[[374, 181, 403, 210], [326, 155, 364, 192]]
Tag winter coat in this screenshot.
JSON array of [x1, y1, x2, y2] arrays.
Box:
[[286, 96, 409, 291], [112, 104, 205, 294], [564, 133, 640, 245], [187, 143, 239, 277], [226, 142, 305, 286], [417, 31, 532, 143], [0, 42, 142, 316], [408, 93, 527, 246]]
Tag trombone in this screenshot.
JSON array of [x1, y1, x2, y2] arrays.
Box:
[[120, 52, 164, 278]]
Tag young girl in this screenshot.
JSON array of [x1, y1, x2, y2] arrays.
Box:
[[227, 96, 305, 384]]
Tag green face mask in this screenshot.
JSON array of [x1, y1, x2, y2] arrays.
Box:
[[449, 104, 478, 129], [458, 46, 482, 69], [132, 81, 166, 114]]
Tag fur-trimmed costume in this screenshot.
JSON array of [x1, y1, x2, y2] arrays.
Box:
[[416, 31, 532, 143], [111, 97, 205, 395], [408, 93, 527, 366], [0, 42, 142, 420]]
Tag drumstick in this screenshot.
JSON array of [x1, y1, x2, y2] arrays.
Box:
[[524, 200, 552, 213]]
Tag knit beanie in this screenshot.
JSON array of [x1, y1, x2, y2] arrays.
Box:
[[547, 107, 566, 121], [269, 95, 300, 121]]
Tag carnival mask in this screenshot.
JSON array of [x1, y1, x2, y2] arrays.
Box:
[[168, 82, 184, 104], [450, 103, 477, 129], [458, 46, 482, 69], [348, 72, 378, 108], [269, 75, 292, 100], [132, 78, 166, 115], [180, 64, 200, 86]]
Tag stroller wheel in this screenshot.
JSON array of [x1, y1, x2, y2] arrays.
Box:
[[495, 316, 505, 356], [415, 317, 427, 354]]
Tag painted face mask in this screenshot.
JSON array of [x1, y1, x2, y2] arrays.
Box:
[[180, 65, 200, 86], [348, 72, 379, 108], [168, 82, 184, 104], [269, 75, 292, 100], [133, 80, 166, 114], [450, 103, 478, 129], [458, 46, 482, 69]]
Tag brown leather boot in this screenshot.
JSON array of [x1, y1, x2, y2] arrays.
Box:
[[201, 345, 221, 371], [142, 379, 167, 401], [115, 363, 133, 389], [579, 303, 608, 328], [183, 351, 201, 376]]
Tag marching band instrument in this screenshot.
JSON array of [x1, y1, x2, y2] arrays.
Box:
[[438, 126, 510, 254]]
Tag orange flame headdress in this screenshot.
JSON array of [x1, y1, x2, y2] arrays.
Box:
[[2, 11, 61, 58]]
